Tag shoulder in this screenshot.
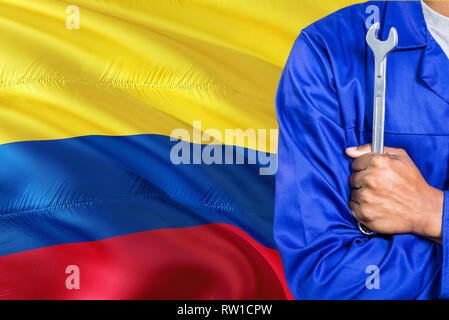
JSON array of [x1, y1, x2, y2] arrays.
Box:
[[294, 1, 386, 62]]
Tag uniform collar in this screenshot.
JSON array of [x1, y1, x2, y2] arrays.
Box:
[[421, 38, 449, 104], [379, 1, 449, 104], [381, 0, 429, 50]]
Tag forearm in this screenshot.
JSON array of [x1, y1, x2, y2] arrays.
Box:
[[414, 186, 444, 244]]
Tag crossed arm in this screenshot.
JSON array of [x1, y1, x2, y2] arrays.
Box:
[[275, 31, 448, 299], [346, 144, 444, 244]]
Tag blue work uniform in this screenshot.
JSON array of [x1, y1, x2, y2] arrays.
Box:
[[275, 0, 449, 299]]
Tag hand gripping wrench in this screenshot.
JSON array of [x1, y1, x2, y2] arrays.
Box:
[[357, 22, 398, 235]]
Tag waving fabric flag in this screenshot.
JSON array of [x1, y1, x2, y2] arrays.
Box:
[[0, 0, 356, 299]]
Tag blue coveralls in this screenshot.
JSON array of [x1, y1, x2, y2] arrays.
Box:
[[275, 1, 449, 299]]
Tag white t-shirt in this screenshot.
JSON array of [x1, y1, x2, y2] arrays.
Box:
[[422, 1, 449, 59]]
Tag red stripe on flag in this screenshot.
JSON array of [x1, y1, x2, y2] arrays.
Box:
[[0, 223, 293, 299]]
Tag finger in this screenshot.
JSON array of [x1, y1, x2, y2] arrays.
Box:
[[351, 189, 363, 203], [349, 171, 368, 189], [351, 152, 378, 172], [345, 144, 372, 158], [348, 200, 361, 219]]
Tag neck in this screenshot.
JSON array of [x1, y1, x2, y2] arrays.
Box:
[[424, 1, 449, 17]]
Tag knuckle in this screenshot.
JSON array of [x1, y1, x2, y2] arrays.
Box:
[[364, 175, 373, 187], [358, 203, 376, 221], [370, 155, 385, 168], [397, 148, 407, 155], [364, 174, 380, 189], [358, 207, 371, 222], [348, 201, 356, 212], [349, 174, 355, 186], [360, 190, 374, 205]]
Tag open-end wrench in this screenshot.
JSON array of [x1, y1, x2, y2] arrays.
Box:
[[357, 22, 398, 235], [366, 22, 398, 154]]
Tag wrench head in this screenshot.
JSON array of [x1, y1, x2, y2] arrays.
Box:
[[366, 22, 398, 61]]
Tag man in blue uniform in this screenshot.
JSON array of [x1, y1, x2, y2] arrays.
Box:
[[275, 1, 449, 299]]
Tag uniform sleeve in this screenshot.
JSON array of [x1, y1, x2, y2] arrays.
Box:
[[274, 31, 444, 299]]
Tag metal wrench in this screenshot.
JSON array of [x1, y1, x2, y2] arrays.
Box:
[[366, 22, 398, 154], [357, 23, 398, 235]]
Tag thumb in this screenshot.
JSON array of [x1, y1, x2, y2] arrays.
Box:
[[345, 144, 372, 158]]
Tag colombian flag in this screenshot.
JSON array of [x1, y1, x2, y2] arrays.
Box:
[[0, 0, 357, 299]]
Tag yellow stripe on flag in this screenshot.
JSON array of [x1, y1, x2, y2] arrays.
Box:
[[0, 0, 359, 152]]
